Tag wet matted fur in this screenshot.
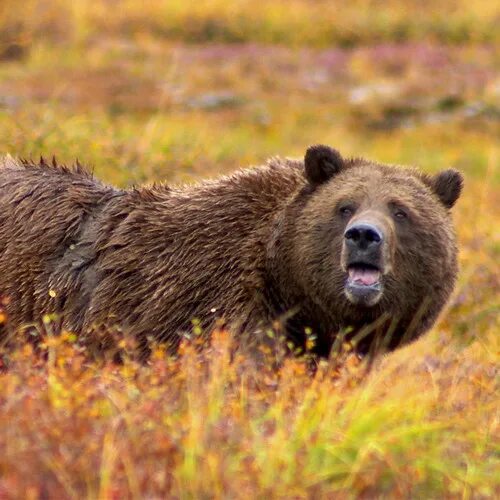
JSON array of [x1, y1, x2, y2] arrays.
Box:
[[0, 147, 462, 356]]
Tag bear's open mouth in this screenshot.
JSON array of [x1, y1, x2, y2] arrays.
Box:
[[344, 263, 383, 306], [347, 263, 381, 286]]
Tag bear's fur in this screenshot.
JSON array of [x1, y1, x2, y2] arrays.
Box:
[[0, 147, 462, 356]]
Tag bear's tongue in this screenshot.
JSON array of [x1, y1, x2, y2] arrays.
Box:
[[348, 267, 381, 286]]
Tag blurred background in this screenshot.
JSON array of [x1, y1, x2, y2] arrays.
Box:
[[0, 0, 498, 185]]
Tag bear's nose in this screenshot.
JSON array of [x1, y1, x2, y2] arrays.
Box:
[[344, 223, 383, 250]]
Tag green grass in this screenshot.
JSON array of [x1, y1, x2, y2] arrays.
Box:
[[0, 1, 499, 498]]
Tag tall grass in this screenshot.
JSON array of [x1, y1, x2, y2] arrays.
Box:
[[1, 325, 498, 497]]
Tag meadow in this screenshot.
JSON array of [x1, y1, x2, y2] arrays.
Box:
[[0, 1, 499, 498]]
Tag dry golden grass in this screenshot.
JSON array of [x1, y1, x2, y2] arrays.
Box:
[[1, 324, 498, 498]]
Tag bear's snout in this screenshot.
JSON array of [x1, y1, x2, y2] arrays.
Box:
[[344, 223, 383, 250], [342, 221, 386, 307], [344, 222, 384, 270]]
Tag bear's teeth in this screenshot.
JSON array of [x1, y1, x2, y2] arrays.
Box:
[[348, 268, 381, 286]]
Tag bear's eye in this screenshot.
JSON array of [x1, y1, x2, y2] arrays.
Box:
[[393, 208, 408, 220], [339, 205, 355, 218]]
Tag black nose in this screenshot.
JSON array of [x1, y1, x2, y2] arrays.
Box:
[[344, 223, 383, 250]]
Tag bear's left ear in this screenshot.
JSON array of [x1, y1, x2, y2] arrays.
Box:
[[304, 145, 344, 186], [431, 169, 464, 209]]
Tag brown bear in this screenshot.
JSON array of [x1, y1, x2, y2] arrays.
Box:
[[0, 146, 462, 356]]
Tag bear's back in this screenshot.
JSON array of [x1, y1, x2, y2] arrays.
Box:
[[0, 157, 119, 328]]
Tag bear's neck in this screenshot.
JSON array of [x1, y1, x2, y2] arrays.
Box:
[[263, 187, 338, 355]]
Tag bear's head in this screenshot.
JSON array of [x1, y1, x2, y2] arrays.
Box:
[[281, 144, 463, 351]]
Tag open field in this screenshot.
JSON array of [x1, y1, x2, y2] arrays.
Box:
[[0, 1, 499, 498]]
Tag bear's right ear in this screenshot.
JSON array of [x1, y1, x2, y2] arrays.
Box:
[[304, 145, 344, 186]]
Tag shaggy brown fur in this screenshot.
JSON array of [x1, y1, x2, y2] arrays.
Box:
[[0, 147, 462, 356]]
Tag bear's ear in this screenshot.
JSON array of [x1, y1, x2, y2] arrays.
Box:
[[431, 169, 463, 209], [304, 145, 344, 185]]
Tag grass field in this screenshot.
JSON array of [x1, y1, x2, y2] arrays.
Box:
[[0, 1, 499, 498]]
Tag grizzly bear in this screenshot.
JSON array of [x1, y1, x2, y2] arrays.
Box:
[[0, 146, 462, 356]]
